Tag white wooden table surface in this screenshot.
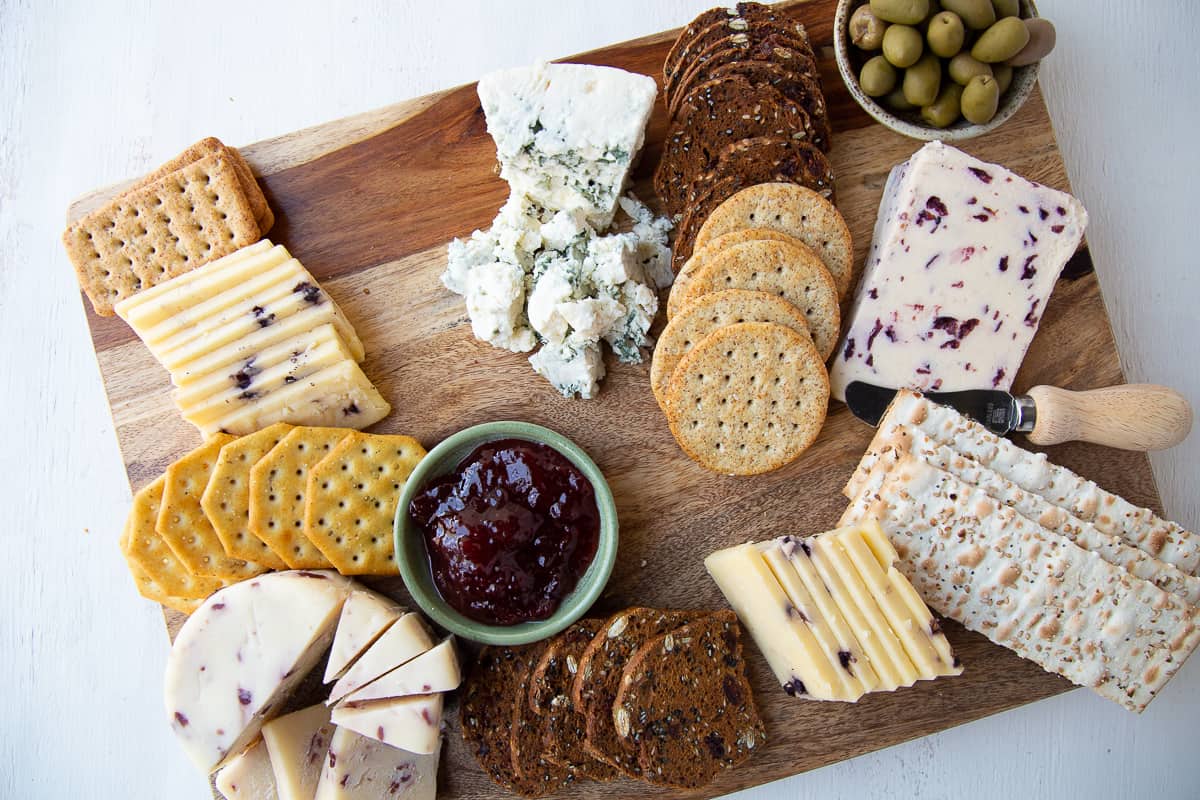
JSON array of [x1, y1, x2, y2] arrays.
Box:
[[2, 1, 1198, 798]]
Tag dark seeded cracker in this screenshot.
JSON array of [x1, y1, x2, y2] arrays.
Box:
[[508, 640, 572, 797]]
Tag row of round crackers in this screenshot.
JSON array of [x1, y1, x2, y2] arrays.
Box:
[[653, 183, 853, 475]]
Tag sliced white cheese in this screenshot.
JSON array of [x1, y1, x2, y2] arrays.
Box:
[[324, 590, 406, 684], [330, 694, 443, 755], [327, 613, 434, 705], [215, 739, 279, 800], [314, 727, 438, 800], [164, 570, 353, 773], [341, 638, 461, 704], [261, 703, 334, 800]]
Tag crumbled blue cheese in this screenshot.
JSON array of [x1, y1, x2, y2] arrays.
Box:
[[528, 339, 606, 400]]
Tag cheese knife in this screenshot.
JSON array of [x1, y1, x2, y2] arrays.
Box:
[[844, 381, 1193, 451]]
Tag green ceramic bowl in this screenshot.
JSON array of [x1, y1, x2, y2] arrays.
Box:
[[394, 421, 618, 646]]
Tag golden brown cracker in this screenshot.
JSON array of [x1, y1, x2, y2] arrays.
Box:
[[121, 525, 204, 615], [121, 475, 226, 599], [651, 289, 811, 411], [201, 422, 293, 569], [63, 151, 260, 316], [693, 183, 854, 296], [675, 238, 841, 360], [304, 432, 426, 575], [248, 426, 352, 569], [665, 322, 829, 475], [667, 228, 802, 320], [226, 147, 273, 233], [157, 434, 268, 580]]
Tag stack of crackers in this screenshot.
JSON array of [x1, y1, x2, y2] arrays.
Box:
[[652, 182, 853, 475], [119, 423, 425, 613], [461, 608, 764, 796], [655, 2, 835, 274], [64, 137, 272, 317]]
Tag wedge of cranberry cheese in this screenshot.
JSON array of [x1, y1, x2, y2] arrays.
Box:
[[323, 589, 406, 683], [314, 727, 440, 800], [829, 141, 1088, 402], [705, 519, 961, 701], [164, 570, 354, 772]]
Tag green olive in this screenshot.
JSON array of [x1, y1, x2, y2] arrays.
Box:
[[991, 0, 1020, 18], [882, 87, 918, 112], [860, 56, 899, 96], [870, 0, 931, 26], [882, 24, 925, 68], [961, 74, 1000, 123], [972, 17, 1030, 62], [1007, 18, 1056, 66], [851, 5, 888, 50], [903, 53, 942, 107], [941, 0, 996, 30], [921, 82, 964, 127], [948, 51, 993, 84], [992, 63, 1013, 94], [926, 11, 965, 57]]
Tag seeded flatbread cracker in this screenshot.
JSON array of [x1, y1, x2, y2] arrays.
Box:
[[121, 475, 227, 599], [665, 322, 829, 476], [509, 640, 572, 797], [248, 426, 350, 569], [674, 238, 841, 360], [200, 422, 293, 569], [669, 228, 805, 319], [693, 182, 854, 296], [63, 151, 261, 316], [303, 432, 426, 575], [157, 434, 267, 580], [652, 289, 810, 411]]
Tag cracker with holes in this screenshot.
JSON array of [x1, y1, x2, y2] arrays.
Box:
[[120, 475, 226, 600], [693, 183, 854, 296], [120, 519, 204, 615], [673, 238, 840, 359], [248, 426, 351, 569], [651, 289, 810, 411], [668, 228, 801, 319], [200, 422, 293, 569], [665, 322, 828, 475], [63, 151, 260, 316], [303, 432, 426, 575], [157, 434, 268, 580]]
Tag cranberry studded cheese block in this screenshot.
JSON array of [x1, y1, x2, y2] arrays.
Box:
[[706, 520, 961, 701], [313, 727, 439, 800], [164, 570, 353, 773], [829, 141, 1088, 402]]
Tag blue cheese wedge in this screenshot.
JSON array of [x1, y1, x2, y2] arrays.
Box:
[[829, 141, 1088, 401], [477, 62, 657, 228]]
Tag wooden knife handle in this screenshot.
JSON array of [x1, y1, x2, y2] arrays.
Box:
[[1026, 384, 1193, 451]]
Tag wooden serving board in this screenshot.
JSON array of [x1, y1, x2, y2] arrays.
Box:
[[70, 1, 1163, 797]]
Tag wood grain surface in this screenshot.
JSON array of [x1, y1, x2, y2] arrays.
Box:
[[65, 2, 1162, 798]]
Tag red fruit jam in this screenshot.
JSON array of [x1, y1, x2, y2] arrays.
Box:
[[408, 438, 601, 626]]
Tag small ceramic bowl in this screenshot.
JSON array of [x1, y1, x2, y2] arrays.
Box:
[[394, 421, 618, 646], [834, 0, 1040, 141]]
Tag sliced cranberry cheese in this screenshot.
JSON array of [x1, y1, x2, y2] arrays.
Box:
[[261, 703, 334, 800], [829, 141, 1088, 401], [215, 739, 278, 800], [323, 589, 406, 683], [164, 570, 353, 773], [330, 694, 443, 754], [314, 727, 439, 800], [327, 613, 433, 705], [341, 638, 461, 704]]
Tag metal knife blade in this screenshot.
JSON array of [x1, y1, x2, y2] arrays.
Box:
[[845, 381, 1035, 435]]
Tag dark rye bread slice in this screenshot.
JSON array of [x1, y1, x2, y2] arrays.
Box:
[[613, 611, 767, 789], [573, 608, 699, 777], [675, 60, 832, 151], [461, 643, 567, 797], [654, 77, 815, 219], [663, 3, 802, 83], [694, 136, 835, 206], [508, 640, 572, 797], [527, 619, 619, 782], [671, 174, 746, 273]]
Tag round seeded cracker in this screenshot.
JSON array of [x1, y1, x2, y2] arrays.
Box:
[[694, 182, 854, 296], [665, 322, 828, 476], [673, 238, 841, 359], [651, 289, 811, 411]]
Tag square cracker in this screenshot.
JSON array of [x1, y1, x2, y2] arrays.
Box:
[[63, 151, 260, 316], [303, 432, 426, 575], [200, 422, 293, 569], [128, 137, 272, 233], [157, 434, 268, 580], [248, 427, 352, 569], [120, 475, 226, 599]]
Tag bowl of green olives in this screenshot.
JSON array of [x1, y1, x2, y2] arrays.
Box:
[[835, 0, 1055, 141]]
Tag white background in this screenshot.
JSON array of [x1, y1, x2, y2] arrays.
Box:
[[2, 1, 1198, 798]]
